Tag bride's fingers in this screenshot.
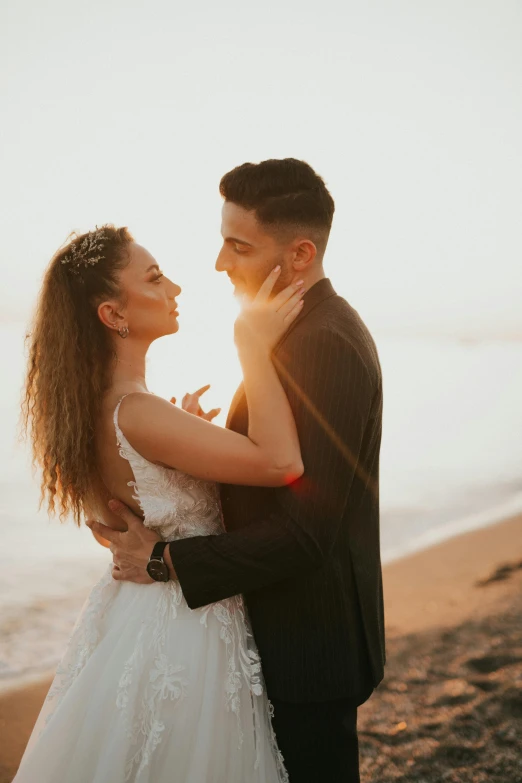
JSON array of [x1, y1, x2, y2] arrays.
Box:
[[271, 280, 304, 311], [277, 288, 306, 318], [193, 384, 211, 398], [203, 407, 221, 422], [283, 298, 305, 324], [182, 393, 200, 415], [252, 266, 281, 304]]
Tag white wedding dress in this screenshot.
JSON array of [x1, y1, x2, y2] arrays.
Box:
[[14, 398, 288, 783]]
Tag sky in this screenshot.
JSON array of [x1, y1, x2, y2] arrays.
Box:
[[2, 0, 521, 358]]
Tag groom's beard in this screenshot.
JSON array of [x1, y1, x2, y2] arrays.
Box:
[[232, 257, 291, 300]]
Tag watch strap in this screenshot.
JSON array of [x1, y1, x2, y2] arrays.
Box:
[[150, 541, 168, 561]]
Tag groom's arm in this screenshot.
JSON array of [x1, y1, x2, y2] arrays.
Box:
[[169, 327, 376, 609]]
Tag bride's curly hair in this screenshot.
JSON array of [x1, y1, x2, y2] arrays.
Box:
[[22, 225, 134, 524]]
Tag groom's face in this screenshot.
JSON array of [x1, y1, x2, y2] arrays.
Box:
[[216, 202, 294, 299]]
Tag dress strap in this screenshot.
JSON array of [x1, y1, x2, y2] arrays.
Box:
[[113, 391, 157, 464], [113, 394, 129, 441], [113, 394, 139, 464]]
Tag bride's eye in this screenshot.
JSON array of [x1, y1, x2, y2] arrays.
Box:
[[153, 273, 164, 284]]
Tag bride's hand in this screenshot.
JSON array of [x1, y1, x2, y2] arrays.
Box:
[[171, 385, 221, 422], [234, 267, 305, 355]]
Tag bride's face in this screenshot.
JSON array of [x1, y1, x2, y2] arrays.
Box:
[[105, 242, 181, 341]]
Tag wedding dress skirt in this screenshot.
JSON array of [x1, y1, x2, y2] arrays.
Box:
[[14, 398, 288, 783]]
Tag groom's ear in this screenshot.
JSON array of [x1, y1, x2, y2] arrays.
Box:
[[290, 239, 317, 271]]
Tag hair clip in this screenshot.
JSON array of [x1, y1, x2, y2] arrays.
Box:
[[61, 227, 107, 274]]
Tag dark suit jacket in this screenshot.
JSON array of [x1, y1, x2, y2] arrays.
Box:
[[169, 278, 385, 703]]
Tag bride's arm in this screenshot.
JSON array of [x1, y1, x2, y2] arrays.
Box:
[[118, 270, 305, 487]]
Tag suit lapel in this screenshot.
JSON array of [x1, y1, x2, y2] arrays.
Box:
[[274, 278, 337, 353]]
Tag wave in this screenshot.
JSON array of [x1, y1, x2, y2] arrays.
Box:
[[381, 492, 522, 564]]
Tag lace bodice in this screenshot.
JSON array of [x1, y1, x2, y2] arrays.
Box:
[[113, 396, 224, 542]]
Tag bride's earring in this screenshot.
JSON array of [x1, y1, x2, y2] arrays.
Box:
[[118, 326, 129, 339]]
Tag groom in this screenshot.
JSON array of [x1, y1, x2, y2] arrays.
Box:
[[89, 158, 385, 782]]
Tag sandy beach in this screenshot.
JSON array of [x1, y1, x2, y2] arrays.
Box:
[[1, 514, 521, 783], [359, 513, 522, 783]]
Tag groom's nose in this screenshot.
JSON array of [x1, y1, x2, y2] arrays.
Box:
[[215, 247, 233, 273]]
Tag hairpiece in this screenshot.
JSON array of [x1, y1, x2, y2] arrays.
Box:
[[61, 227, 107, 275]]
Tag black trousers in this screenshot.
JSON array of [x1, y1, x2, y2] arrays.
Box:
[[270, 696, 365, 783]]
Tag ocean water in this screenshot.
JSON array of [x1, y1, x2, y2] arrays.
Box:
[[1, 323, 521, 687]]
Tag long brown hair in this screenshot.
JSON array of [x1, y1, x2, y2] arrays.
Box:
[[22, 225, 134, 524]]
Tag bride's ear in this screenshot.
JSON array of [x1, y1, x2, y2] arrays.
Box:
[[290, 239, 317, 272], [97, 300, 126, 333]]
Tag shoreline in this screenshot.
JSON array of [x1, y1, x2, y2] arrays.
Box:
[[381, 491, 522, 566], [1, 512, 521, 782]]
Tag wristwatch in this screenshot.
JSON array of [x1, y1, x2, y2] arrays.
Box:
[[146, 542, 170, 582]]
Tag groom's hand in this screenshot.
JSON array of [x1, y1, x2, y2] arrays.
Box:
[[86, 500, 161, 584]]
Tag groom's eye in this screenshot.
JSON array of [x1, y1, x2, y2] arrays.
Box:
[[233, 244, 248, 254]]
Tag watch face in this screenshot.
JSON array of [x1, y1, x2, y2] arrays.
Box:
[[147, 559, 169, 582]]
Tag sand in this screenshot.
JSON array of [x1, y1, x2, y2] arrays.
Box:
[[1, 514, 521, 783], [359, 513, 522, 783]]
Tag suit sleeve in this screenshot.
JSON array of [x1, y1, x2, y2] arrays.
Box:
[[169, 327, 374, 609]]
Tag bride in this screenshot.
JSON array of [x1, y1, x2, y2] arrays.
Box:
[[16, 224, 305, 782]]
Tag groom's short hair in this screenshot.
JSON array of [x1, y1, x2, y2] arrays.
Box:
[[219, 158, 335, 258]]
